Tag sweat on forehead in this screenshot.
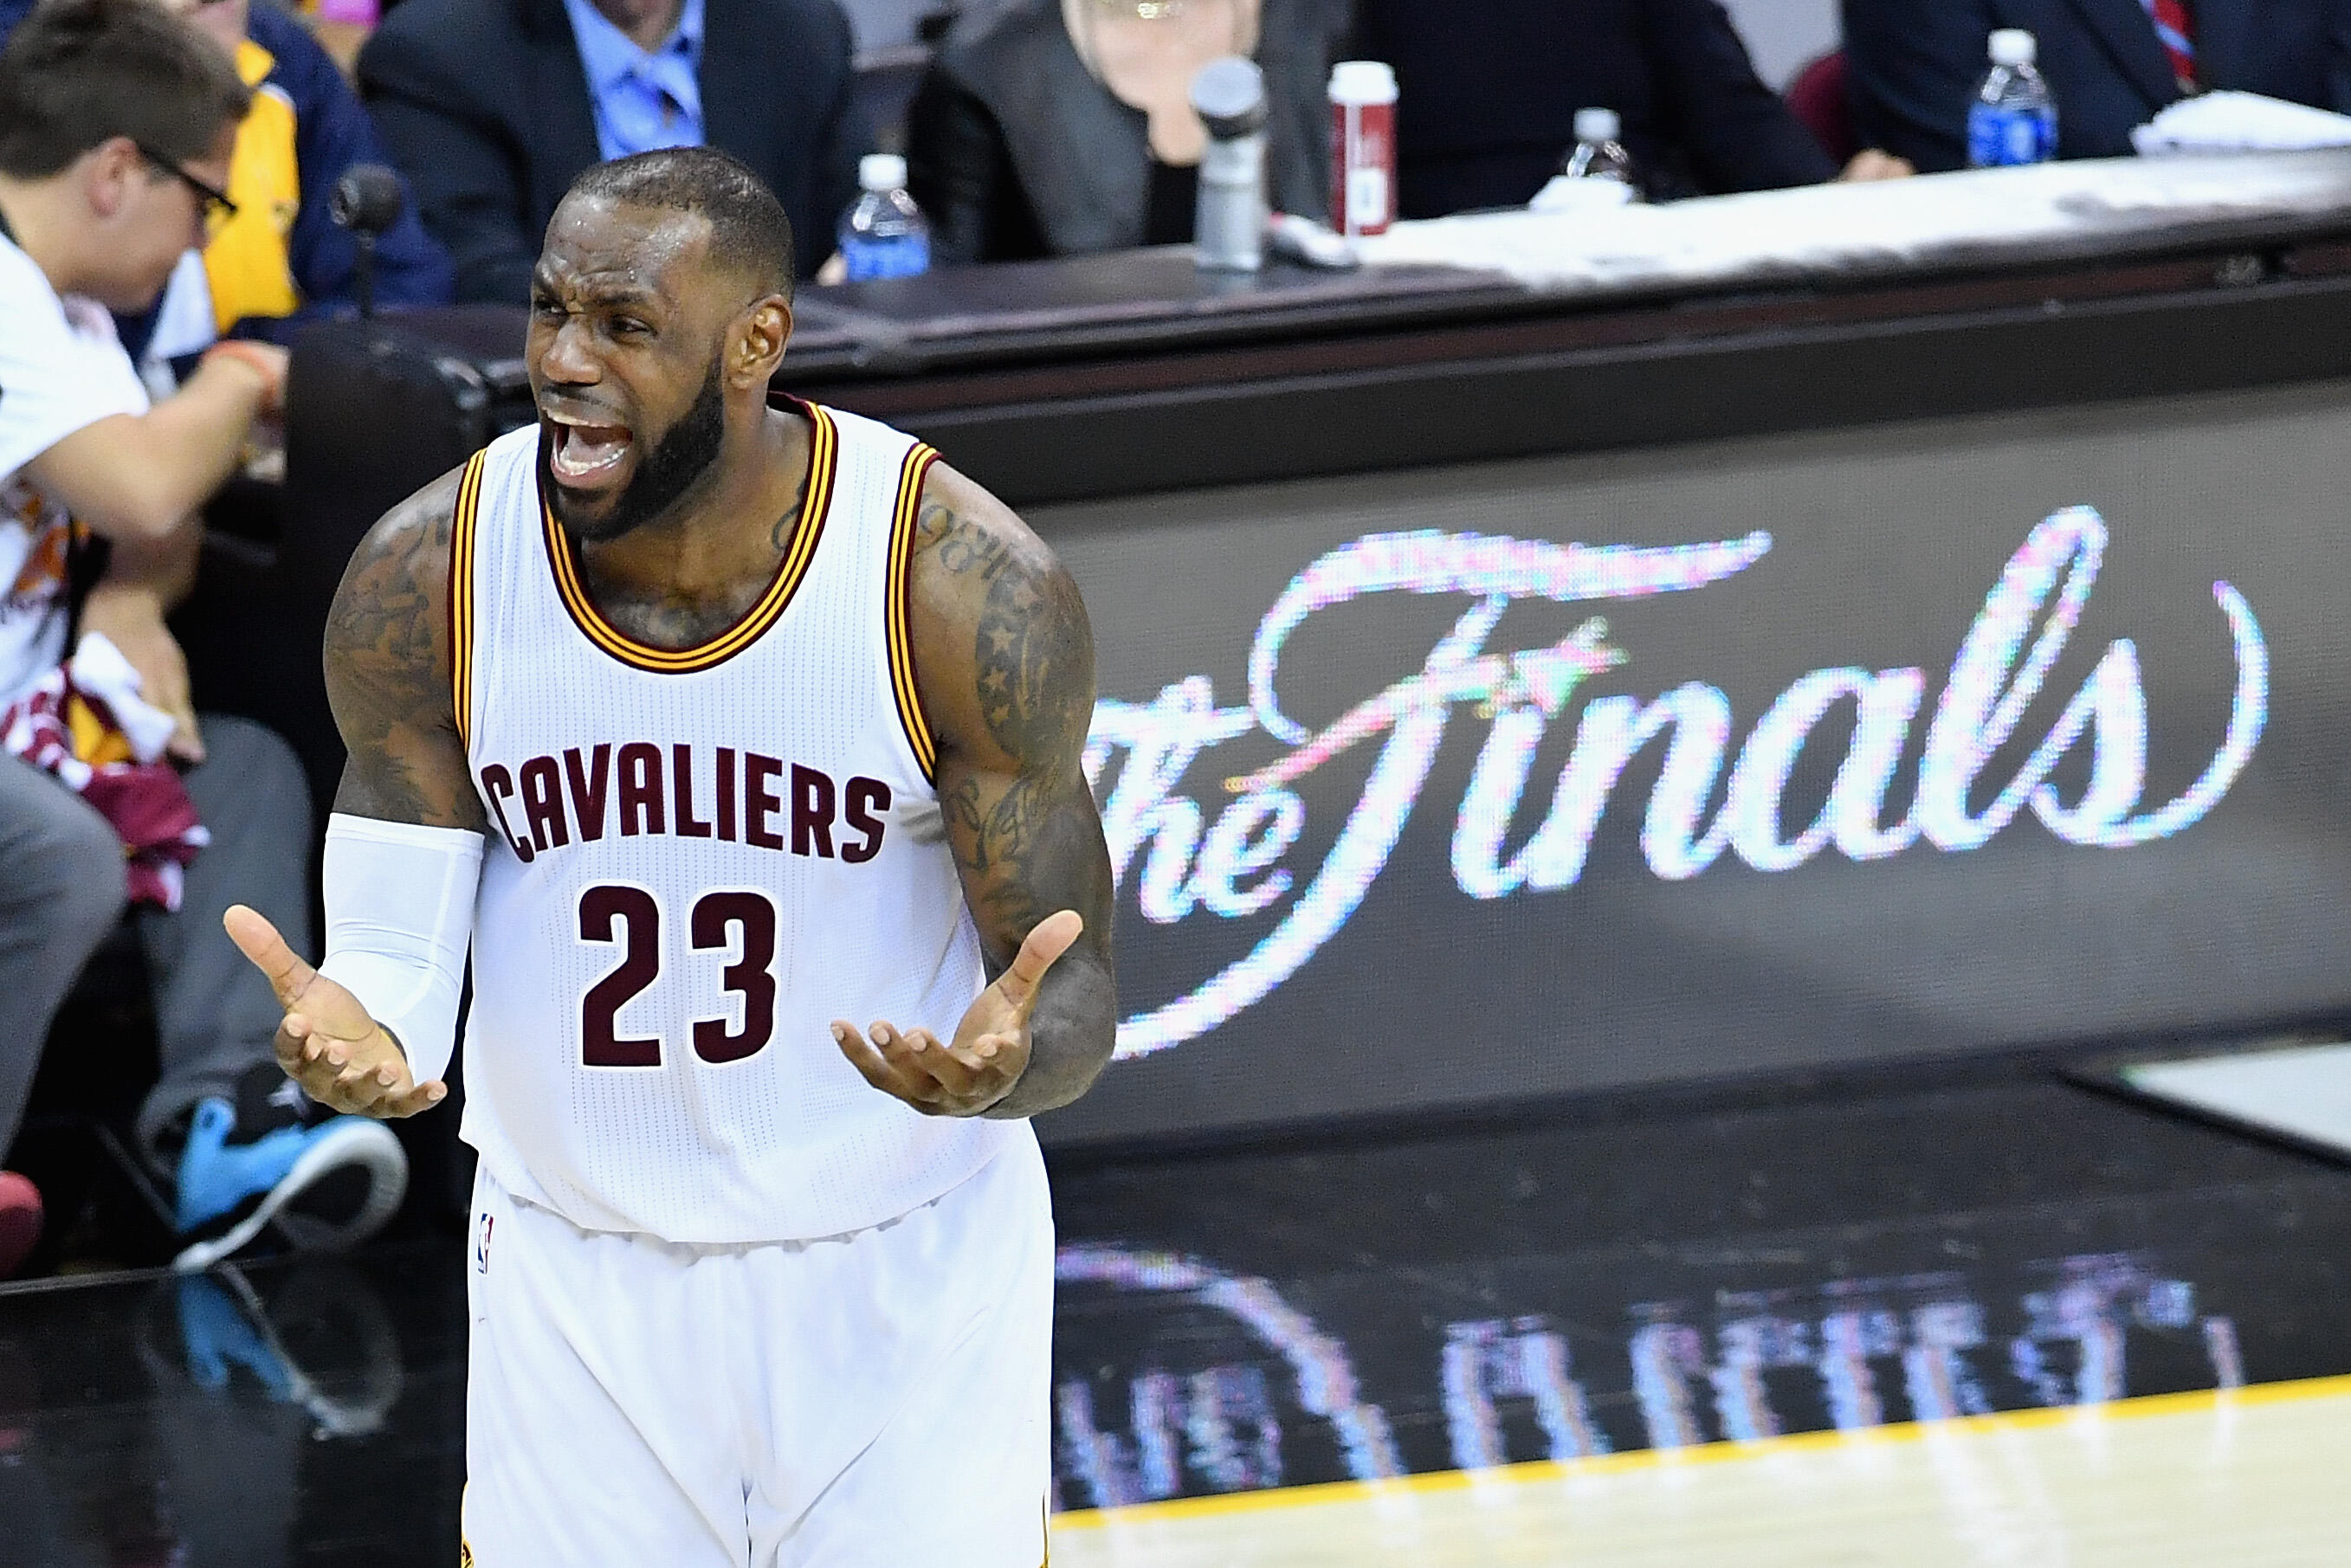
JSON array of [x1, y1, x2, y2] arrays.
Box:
[[541, 198, 713, 283], [556, 147, 798, 299]]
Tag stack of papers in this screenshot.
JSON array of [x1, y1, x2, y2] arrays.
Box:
[[2132, 91, 2351, 154], [1352, 149, 2351, 294]]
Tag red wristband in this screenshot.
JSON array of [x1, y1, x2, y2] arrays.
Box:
[[202, 339, 283, 407]]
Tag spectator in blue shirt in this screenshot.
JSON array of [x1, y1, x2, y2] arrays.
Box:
[[564, 0, 707, 159], [358, 0, 862, 302]]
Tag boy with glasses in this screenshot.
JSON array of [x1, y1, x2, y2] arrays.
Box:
[[0, 0, 455, 373], [0, 0, 406, 1277]]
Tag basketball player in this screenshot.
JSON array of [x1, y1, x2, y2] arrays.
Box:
[[221, 147, 1116, 1564]]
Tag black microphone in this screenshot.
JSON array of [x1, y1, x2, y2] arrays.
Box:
[[328, 164, 405, 319]]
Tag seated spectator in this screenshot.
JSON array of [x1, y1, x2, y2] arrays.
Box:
[[0, 0, 454, 368], [0, 0, 404, 1278], [1843, 0, 2351, 171], [1353, 0, 1912, 216], [906, 0, 1349, 266], [356, 0, 862, 301]]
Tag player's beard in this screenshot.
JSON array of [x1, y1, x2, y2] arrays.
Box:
[[544, 356, 728, 544]]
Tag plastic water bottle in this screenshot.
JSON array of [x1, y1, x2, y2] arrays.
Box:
[[837, 153, 930, 281], [1967, 29, 2058, 168], [1529, 106, 1638, 213], [1560, 107, 1637, 190]]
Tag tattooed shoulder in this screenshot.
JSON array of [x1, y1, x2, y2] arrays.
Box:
[[908, 464, 1095, 774], [324, 465, 481, 828], [327, 467, 461, 689]]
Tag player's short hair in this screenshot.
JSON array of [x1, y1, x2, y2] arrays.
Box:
[[565, 147, 798, 301], [0, 0, 252, 179]]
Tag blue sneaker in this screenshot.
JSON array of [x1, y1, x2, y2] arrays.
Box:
[[171, 1095, 408, 1273]]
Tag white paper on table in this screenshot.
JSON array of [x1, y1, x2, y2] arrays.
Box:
[[2132, 90, 2351, 155], [1528, 175, 1636, 215], [1352, 150, 2351, 293]]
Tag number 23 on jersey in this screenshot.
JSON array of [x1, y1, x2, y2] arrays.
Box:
[[576, 883, 778, 1068]]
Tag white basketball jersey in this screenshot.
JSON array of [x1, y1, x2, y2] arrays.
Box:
[[451, 403, 1025, 1244]]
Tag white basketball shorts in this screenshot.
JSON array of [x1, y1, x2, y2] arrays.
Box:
[[459, 1135, 1054, 1566]]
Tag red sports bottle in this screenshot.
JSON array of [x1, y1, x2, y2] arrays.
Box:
[[1327, 61, 1398, 238]]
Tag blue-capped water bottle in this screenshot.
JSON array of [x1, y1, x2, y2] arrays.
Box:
[[1967, 29, 2058, 168], [837, 153, 931, 281]]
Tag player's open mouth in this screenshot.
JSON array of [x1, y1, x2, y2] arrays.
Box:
[[546, 415, 634, 488]]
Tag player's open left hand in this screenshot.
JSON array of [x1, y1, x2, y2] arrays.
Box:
[[833, 910, 1083, 1117], [223, 904, 448, 1119]]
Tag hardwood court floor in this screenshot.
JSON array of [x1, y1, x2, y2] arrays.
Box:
[[4, 1068, 2348, 1563], [1050, 1376, 2351, 1567]]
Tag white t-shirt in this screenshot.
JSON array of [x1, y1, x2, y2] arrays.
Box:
[[0, 228, 150, 707]]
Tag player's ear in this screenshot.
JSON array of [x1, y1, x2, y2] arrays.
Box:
[[733, 296, 792, 386]]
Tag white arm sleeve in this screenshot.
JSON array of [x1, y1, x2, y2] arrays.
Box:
[[314, 813, 485, 1087]]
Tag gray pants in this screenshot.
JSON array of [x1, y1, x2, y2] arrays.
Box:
[[0, 716, 313, 1176]]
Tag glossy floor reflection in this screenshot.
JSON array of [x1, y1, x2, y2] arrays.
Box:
[[0, 1250, 467, 1568], [3, 1065, 2348, 1565]]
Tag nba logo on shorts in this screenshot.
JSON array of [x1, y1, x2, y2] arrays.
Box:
[[475, 1212, 494, 1274]]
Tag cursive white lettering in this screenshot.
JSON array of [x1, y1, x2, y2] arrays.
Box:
[[1090, 511, 2267, 1059]]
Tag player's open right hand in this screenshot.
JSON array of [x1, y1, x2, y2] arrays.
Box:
[[223, 904, 447, 1119]]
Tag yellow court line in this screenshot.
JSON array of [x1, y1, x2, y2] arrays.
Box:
[[1052, 1372, 2351, 1532]]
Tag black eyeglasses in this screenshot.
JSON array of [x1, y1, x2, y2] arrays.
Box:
[[134, 144, 238, 224]]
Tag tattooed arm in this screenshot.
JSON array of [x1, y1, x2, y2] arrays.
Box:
[[324, 468, 488, 830], [221, 466, 488, 1119], [834, 461, 1117, 1120]]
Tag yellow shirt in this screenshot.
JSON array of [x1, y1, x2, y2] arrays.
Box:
[[202, 38, 303, 332]]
